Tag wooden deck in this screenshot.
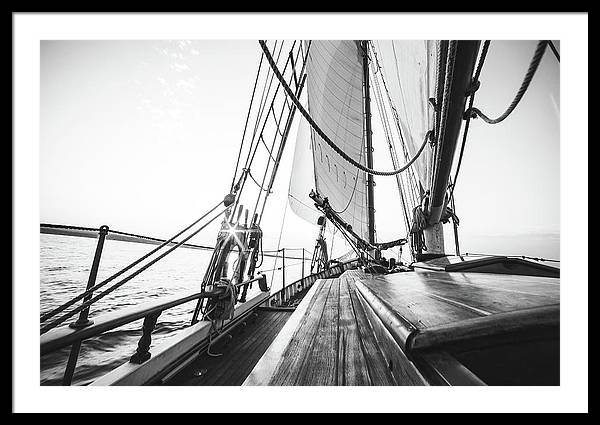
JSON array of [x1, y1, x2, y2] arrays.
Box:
[[244, 271, 426, 385], [244, 264, 559, 386], [167, 309, 292, 386]]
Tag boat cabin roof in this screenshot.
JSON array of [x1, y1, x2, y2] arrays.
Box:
[[412, 255, 560, 278], [244, 265, 559, 385]]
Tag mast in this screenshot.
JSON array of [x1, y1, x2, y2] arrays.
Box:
[[422, 41, 480, 257], [362, 40, 376, 247]]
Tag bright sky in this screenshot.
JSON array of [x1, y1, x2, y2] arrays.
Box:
[[40, 39, 560, 259]]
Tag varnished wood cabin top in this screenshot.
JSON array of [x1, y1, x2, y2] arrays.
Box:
[[361, 267, 559, 330]]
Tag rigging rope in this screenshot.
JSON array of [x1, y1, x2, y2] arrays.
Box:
[[327, 217, 366, 266], [244, 168, 272, 193], [253, 44, 306, 220], [311, 190, 406, 260], [231, 51, 265, 192], [548, 40, 560, 62], [409, 205, 428, 254], [369, 54, 413, 243], [448, 40, 491, 202], [40, 200, 225, 324], [234, 41, 299, 224], [256, 44, 310, 226], [232, 40, 285, 208], [369, 41, 421, 210], [448, 176, 461, 256], [40, 207, 228, 334], [259, 40, 432, 177], [437, 41, 458, 151], [270, 197, 289, 288], [329, 226, 336, 260], [464, 40, 548, 125]]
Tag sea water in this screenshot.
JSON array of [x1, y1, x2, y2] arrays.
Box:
[[40, 233, 303, 386]]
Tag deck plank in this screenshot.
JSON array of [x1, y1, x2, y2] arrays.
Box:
[[203, 310, 291, 386], [269, 279, 333, 385], [169, 309, 291, 386], [296, 278, 340, 385], [336, 276, 371, 385], [354, 288, 427, 385], [346, 279, 397, 385]]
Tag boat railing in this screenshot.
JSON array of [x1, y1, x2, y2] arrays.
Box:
[[40, 220, 349, 385], [40, 257, 353, 385], [40, 199, 229, 336], [41, 273, 266, 385], [264, 259, 357, 308]]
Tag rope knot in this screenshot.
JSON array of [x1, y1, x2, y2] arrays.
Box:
[[427, 129, 437, 147], [465, 79, 481, 97], [463, 108, 479, 120], [428, 97, 440, 112]]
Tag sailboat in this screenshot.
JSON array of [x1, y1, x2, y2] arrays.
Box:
[[40, 39, 560, 386]]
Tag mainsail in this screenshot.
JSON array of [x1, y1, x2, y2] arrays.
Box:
[[371, 40, 440, 194], [289, 39, 447, 255], [288, 40, 369, 241]]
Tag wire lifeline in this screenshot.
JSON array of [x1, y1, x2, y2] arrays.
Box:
[[41, 224, 307, 262], [259, 40, 432, 177], [464, 40, 548, 125], [258, 261, 304, 274], [107, 229, 216, 251]]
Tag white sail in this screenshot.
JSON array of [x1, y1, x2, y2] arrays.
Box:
[[288, 40, 369, 240], [288, 118, 321, 225], [372, 40, 439, 192]]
